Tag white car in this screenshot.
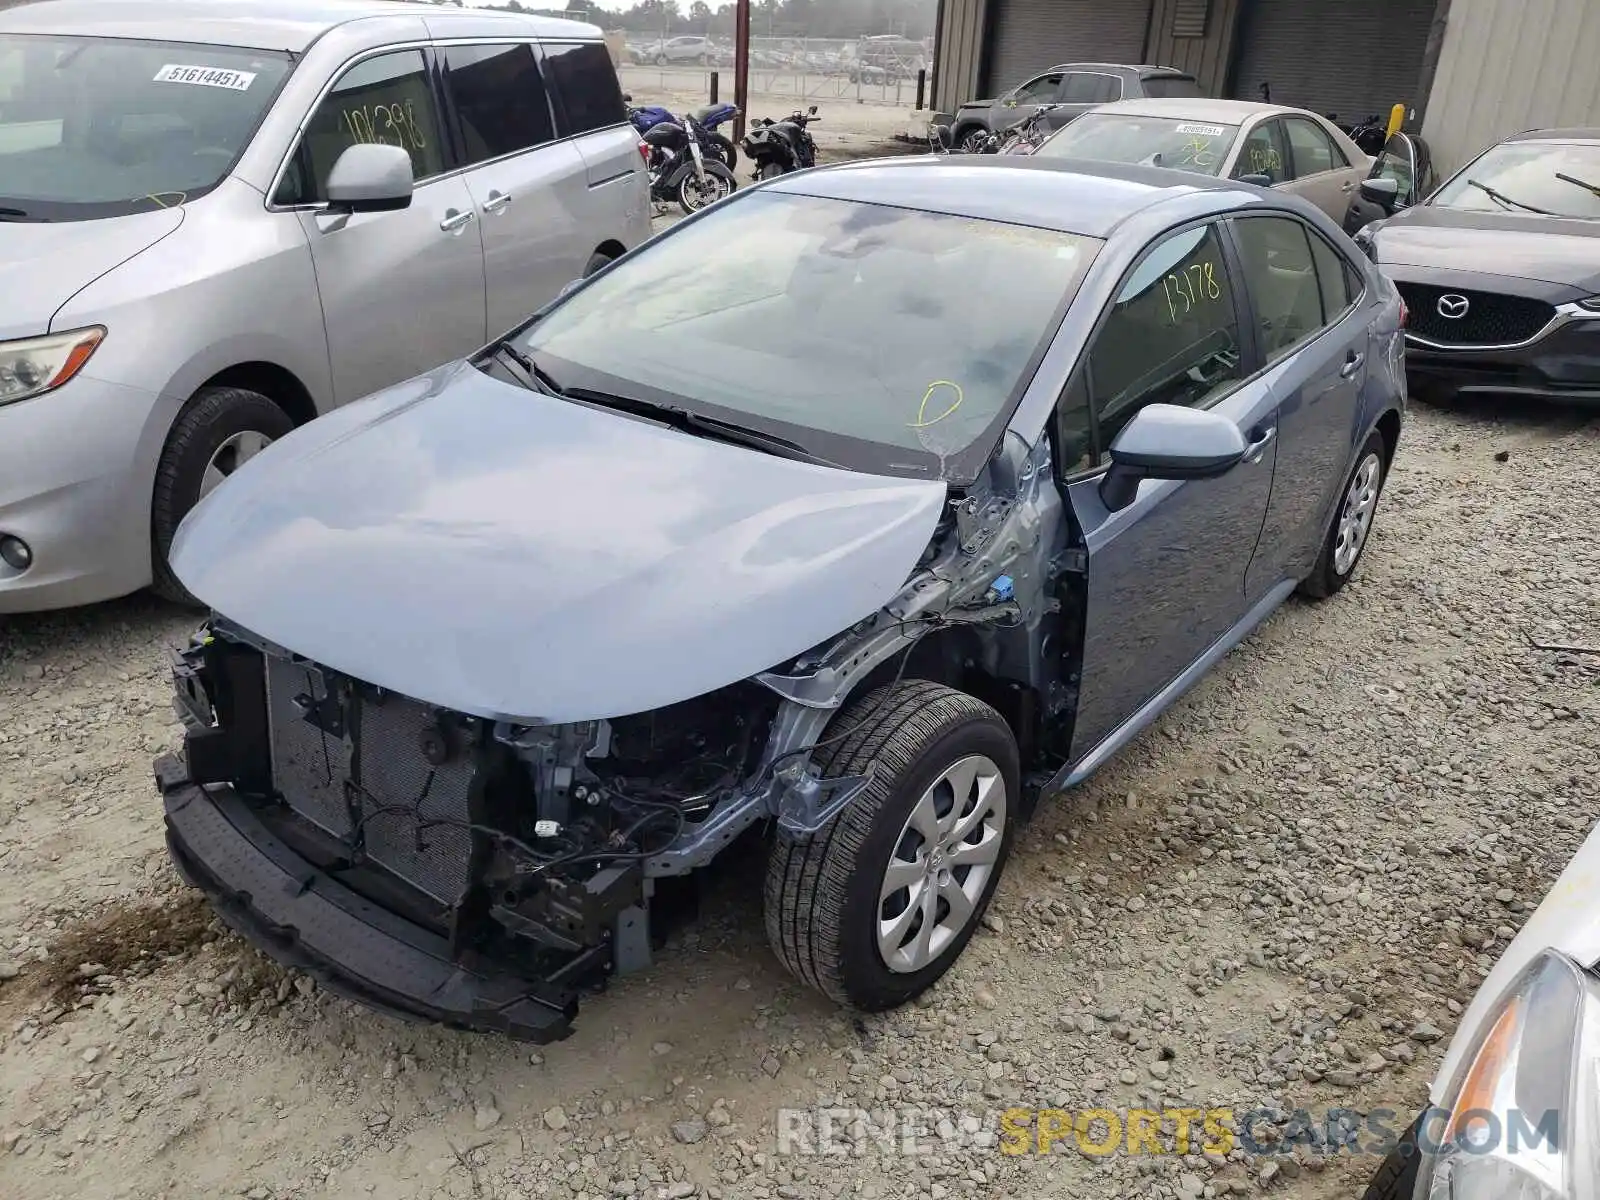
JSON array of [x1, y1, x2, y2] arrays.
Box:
[[1031, 97, 1371, 223], [1363, 816, 1600, 1198]]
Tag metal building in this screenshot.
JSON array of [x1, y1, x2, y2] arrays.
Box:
[[931, 0, 1600, 174]]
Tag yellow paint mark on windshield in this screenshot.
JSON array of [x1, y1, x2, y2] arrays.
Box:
[[909, 379, 964, 428]]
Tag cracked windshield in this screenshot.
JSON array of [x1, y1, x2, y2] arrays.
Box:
[[518, 190, 1096, 477], [0, 34, 291, 220]]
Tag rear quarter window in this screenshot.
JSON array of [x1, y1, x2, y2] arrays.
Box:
[[541, 41, 626, 136], [1140, 76, 1201, 98]]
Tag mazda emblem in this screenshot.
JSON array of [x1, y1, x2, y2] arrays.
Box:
[[1437, 294, 1470, 319]]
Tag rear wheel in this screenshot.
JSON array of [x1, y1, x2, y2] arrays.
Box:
[[654, 53, 668, 66], [582, 249, 616, 277], [151, 386, 294, 606], [677, 161, 735, 214], [758, 161, 786, 180], [1299, 429, 1388, 599], [763, 680, 1019, 1010], [710, 132, 738, 170]]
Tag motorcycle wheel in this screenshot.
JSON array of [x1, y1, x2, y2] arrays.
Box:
[[758, 162, 786, 180], [711, 133, 739, 170], [958, 128, 991, 153], [678, 162, 736, 214]]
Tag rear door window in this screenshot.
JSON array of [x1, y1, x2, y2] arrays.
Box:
[[541, 41, 627, 136], [441, 43, 555, 165], [1061, 72, 1121, 103], [1307, 228, 1363, 321], [1236, 119, 1288, 183], [1008, 73, 1064, 106], [1230, 215, 1327, 361], [1284, 116, 1347, 178]]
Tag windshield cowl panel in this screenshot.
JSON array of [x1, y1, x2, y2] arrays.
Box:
[[0, 34, 293, 221], [1034, 113, 1241, 178], [1434, 141, 1600, 220], [513, 191, 1100, 485]]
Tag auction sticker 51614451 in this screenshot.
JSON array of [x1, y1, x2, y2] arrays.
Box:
[[152, 64, 257, 91]]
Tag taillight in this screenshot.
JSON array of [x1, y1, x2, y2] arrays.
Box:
[[637, 140, 650, 164], [1399, 298, 1409, 327]]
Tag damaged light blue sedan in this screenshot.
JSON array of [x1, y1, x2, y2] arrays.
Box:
[[155, 157, 1406, 1042]]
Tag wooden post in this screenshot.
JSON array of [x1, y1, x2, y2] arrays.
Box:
[[734, 0, 750, 143]]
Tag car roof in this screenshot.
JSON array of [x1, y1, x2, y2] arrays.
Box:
[[1090, 96, 1316, 123], [1507, 126, 1600, 144], [1041, 61, 1193, 77], [0, 0, 601, 52], [770, 155, 1246, 240]]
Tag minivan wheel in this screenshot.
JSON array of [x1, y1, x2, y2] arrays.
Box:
[[1299, 429, 1388, 600], [582, 249, 617, 277], [764, 680, 1019, 1011], [151, 385, 293, 606]]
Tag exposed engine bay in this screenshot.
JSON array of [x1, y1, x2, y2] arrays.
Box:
[[157, 431, 1083, 1041]]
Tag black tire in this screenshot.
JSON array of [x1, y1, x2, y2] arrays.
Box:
[[676, 161, 735, 214], [764, 680, 1020, 1011], [1299, 429, 1388, 600], [582, 249, 616, 277], [710, 132, 738, 170], [758, 162, 786, 180], [956, 126, 990, 154], [151, 386, 293, 606], [1360, 1112, 1424, 1200], [654, 53, 669, 66]]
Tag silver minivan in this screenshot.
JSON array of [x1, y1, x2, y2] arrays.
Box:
[[0, 0, 651, 611]]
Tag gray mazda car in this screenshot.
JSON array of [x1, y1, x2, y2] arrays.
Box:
[[155, 157, 1405, 1042], [1352, 126, 1600, 405]]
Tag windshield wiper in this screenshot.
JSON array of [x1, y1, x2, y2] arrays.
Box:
[[1466, 178, 1556, 215], [1555, 171, 1600, 202], [0, 207, 32, 221], [565, 387, 843, 468], [487, 342, 565, 397]]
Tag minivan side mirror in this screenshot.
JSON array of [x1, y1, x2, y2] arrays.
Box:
[[1099, 404, 1247, 512], [1238, 172, 1274, 188], [1359, 175, 1401, 211], [325, 144, 414, 213]]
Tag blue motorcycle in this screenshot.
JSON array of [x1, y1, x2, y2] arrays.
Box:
[[626, 94, 739, 170]]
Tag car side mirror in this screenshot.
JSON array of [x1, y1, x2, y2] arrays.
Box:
[[1099, 404, 1247, 513], [1359, 175, 1401, 211], [325, 144, 413, 213], [1238, 172, 1273, 188]]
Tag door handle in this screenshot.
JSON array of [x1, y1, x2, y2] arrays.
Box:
[[439, 208, 475, 233], [1340, 351, 1366, 378], [1244, 425, 1276, 463], [482, 190, 512, 213], [1341, 179, 1355, 192]]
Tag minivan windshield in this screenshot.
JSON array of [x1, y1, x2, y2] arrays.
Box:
[[512, 191, 1098, 481], [1033, 112, 1240, 176], [0, 35, 293, 220], [1432, 139, 1600, 219]]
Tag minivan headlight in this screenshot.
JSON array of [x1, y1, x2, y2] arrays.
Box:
[[1416, 950, 1596, 1199], [0, 327, 105, 407]]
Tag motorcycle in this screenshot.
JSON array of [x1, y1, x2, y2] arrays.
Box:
[[1325, 111, 1390, 157], [639, 113, 737, 215], [742, 105, 820, 180], [625, 94, 740, 171], [995, 103, 1063, 155]]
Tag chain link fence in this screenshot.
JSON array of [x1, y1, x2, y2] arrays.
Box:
[[616, 34, 932, 109]]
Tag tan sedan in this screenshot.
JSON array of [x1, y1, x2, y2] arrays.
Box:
[[1031, 97, 1371, 222]]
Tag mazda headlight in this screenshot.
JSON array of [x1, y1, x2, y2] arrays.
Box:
[[1417, 950, 1598, 1199], [0, 327, 105, 407]]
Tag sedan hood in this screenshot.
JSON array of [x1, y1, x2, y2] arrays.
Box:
[[170, 363, 948, 724], [0, 208, 185, 341], [1372, 205, 1600, 291]]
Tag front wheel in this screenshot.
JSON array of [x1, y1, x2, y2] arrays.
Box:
[[763, 680, 1020, 1010], [1299, 429, 1388, 599], [710, 132, 738, 170], [654, 53, 669, 66], [677, 161, 735, 213], [757, 161, 786, 180], [957, 126, 990, 153], [151, 386, 294, 606]]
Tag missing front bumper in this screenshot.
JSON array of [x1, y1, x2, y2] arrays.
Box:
[[156, 754, 598, 1043]]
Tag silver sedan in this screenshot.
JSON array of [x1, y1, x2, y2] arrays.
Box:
[[1032, 97, 1372, 222]]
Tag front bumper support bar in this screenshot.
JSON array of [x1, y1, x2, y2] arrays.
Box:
[[156, 754, 588, 1043]]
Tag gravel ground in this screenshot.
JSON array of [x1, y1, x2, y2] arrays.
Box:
[[3, 390, 1599, 1200]]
